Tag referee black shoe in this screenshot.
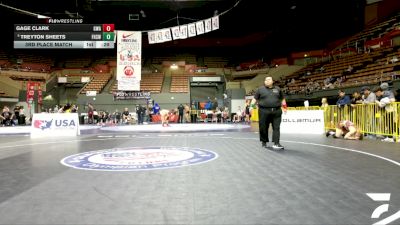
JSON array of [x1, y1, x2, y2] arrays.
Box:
[[261, 142, 267, 148], [272, 143, 284, 150]]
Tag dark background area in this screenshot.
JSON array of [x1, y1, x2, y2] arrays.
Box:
[[0, 0, 366, 61]]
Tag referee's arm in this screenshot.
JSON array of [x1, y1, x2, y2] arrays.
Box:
[[251, 89, 260, 107], [280, 88, 288, 112]]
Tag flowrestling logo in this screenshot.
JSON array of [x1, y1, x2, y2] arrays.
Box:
[[60, 147, 218, 171], [367, 193, 400, 225]]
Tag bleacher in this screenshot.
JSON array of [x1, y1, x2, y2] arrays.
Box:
[[284, 47, 400, 94], [204, 56, 228, 68], [109, 72, 164, 93], [80, 73, 112, 94], [64, 57, 92, 68], [335, 12, 400, 51], [14, 53, 53, 72], [283, 10, 400, 97], [170, 72, 219, 93], [170, 74, 189, 93]]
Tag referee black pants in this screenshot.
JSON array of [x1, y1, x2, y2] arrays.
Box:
[[258, 107, 282, 144]]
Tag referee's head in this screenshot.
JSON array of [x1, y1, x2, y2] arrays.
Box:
[[264, 76, 273, 87]]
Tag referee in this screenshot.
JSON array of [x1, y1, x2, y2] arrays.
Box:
[[252, 76, 287, 149]]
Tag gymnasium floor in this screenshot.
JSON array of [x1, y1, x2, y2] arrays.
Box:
[[0, 123, 399, 225]]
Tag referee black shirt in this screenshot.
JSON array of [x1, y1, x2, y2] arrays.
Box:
[[254, 85, 284, 108]]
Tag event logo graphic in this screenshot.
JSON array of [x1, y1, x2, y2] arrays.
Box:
[[60, 146, 218, 171], [122, 33, 134, 39], [367, 193, 400, 225], [33, 119, 53, 130], [33, 119, 76, 130]]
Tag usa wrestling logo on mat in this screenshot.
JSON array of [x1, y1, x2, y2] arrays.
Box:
[[60, 146, 218, 171]]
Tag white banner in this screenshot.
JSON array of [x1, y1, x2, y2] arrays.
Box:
[[163, 28, 172, 42], [148, 31, 156, 44], [156, 30, 164, 43], [212, 16, 219, 30], [196, 21, 205, 35], [146, 15, 219, 44], [180, 25, 188, 39], [171, 26, 180, 40], [204, 18, 212, 33], [281, 110, 325, 134], [188, 23, 197, 37], [117, 31, 141, 91], [118, 79, 140, 91], [31, 113, 80, 138]]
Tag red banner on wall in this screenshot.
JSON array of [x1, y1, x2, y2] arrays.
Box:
[[26, 82, 35, 106], [37, 85, 42, 105]]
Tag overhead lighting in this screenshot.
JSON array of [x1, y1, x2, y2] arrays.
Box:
[[140, 10, 146, 18], [170, 64, 178, 70]]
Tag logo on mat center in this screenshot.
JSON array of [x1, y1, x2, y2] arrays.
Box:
[[60, 146, 218, 171], [367, 193, 400, 225]]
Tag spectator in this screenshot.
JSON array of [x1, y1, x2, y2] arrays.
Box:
[[184, 104, 191, 123], [1, 106, 13, 126], [153, 103, 160, 115], [374, 87, 395, 142], [321, 97, 329, 108], [13, 106, 20, 125], [337, 90, 351, 108], [177, 104, 184, 123], [390, 55, 399, 64], [190, 102, 197, 123], [374, 87, 395, 103], [232, 106, 243, 123], [87, 103, 94, 124], [395, 89, 400, 102], [360, 86, 376, 103], [122, 107, 130, 124], [351, 91, 363, 107], [19, 106, 26, 125], [380, 82, 389, 91], [345, 65, 353, 74], [212, 97, 218, 110], [93, 109, 99, 124], [244, 103, 251, 124], [115, 109, 121, 124], [71, 105, 78, 113], [136, 105, 145, 125]]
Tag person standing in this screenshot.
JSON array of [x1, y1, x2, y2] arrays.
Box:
[[190, 102, 197, 123], [122, 107, 130, 124], [252, 76, 287, 149], [177, 104, 184, 123], [87, 103, 94, 124], [136, 105, 144, 125]]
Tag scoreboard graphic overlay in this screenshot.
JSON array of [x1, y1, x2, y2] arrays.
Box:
[[14, 24, 115, 49]]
